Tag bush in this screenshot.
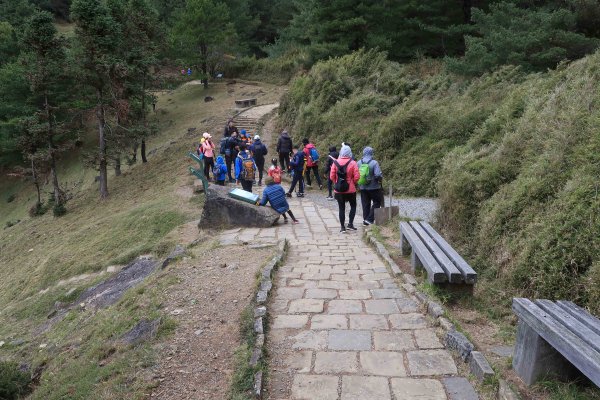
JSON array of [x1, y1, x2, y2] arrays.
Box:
[[52, 203, 67, 217], [28, 202, 47, 217], [0, 361, 31, 400]]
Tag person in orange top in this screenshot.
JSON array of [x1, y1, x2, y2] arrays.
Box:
[[201, 132, 216, 180], [329, 144, 360, 233]]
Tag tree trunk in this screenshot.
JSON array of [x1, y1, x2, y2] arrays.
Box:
[[45, 94, 62, 206], [132, 142, 138, 163], [96, 89, 109, 198], [463, 0, 472, 23], [115, 156, 121, 176], [201, 43, 209, 89], [141, 139, 147, 163], [31, 158, 41, 205]]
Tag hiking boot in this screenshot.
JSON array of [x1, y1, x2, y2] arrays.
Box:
[[363, 220, 372, 226], [319, 184, 323, 190], [347, 224, 358, 231], [339, 228, 347, 234], [286, 192, 292, 198], [326, 196, 335, 201], [292, 220, 300, 224], [305, 184, 312, 188], [296, 192, 304, 198]]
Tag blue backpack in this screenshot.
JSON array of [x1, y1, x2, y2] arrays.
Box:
[[309, 147, 320, 162]]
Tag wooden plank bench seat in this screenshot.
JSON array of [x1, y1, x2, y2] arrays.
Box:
[[235, 98, 257, 108], [512, 298, 600, 387], [399, 221, 477, 285]]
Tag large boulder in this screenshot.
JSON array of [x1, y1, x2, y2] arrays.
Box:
[[200, 184, 280, 228]]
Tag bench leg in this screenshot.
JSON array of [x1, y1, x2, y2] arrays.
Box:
[[513, 320, 579, 385], [400, 233, 411, 256], [410, 251, 423, 274]]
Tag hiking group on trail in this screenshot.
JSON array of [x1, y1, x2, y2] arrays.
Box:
[[192, 119, 384, 231]]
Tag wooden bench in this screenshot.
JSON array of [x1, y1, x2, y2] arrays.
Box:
[[235, 98, 257, 108], [187, 153, 208, 194], [512, 298, 600, 387], [399, 221, 477, 286]]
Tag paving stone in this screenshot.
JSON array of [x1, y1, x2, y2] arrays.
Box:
[[391, 378, 446, 400], [396, 298, 420, 313], [372, 331, 415, 351], [314, 351, 358, 374], [291, 375, 339, 400], [469, 351, 494, 381], [366, 273, 392, 280], [301, 273, 331, 280], [389, 313, 428, 330], [349, 281, 380, 290], [271, 299, 289, 313], [292, 330, 328, 350], [365, 299, 400, 314], [341, 376, 391, 400], [331, 274, 355, 281], [490, 345, 514, 358], [272, 315, 309, 329], [445, 330, 474, 361], [276, 287, 305, 300], [287, 279, 318, 288], [360, 351, 407, 377], [318, 280, 348, 290], [311, 314, 348, 330], [414, 329, 444, 349], [407, 349, 458, 376], [443, 377, 479, 400], [371, 289, 405, 299], [349, 315, 389, 330], [305, 288, 338, 299], [339, 289, 372, 300], [328, 299, 363, 314], [288, 299, 324, 313], [328, 330, 372, 351], [283, 350, 312, 373]]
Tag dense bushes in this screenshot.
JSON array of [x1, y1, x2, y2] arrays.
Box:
[[0, 361, 31, 400], [281, 48, 600, 312]]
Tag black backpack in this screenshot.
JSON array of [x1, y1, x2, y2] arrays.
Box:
[[332, 158, 350, 192]]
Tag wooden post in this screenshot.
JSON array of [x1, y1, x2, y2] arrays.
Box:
[[388, 185, 392, 220]]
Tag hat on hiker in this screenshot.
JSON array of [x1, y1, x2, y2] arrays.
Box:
[[340, 144, 352, 158], [265, 176, 275, 185], [241, 129, 246, 136], [203, 132, 211, 139], [254, 135, 260, 140]]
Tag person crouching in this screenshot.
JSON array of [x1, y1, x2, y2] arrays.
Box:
[[260, 176, 300, 224]]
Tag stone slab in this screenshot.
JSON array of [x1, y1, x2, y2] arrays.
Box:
[[311, 314, 348, 330], [288, 299, 324, 313], [391, 378, 446, 400], [365, 299, 400, 314], [373, 331, 415, 351], [328, 300, 363, 314], [315, 351, 358, 374], [341, 376, 391, 400], [443, 376, 479, 400], [349, 315, 389, 330], [292, 330, 328, 350], [414, 329, 444, 349], [272, 315, 309, 329], [283, 350, 313, 373], [360, 351, 407, 377], [389, 313, 428, 330], [469, 351, 495, 381], [329, 330, 372, 351], [339, 290, 372, 300], [371, 289, 405, 299], [407, 349, 458, 376], [291, 375, 339, 400]]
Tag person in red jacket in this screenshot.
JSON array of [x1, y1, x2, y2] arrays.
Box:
[[303, 138, 323, 190], [329, 144, 360, 233]]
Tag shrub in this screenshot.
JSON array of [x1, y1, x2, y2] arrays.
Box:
[[0, 361, 31, 400], [28, 201, 47, 217]]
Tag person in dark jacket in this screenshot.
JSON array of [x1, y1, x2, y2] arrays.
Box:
[[249, 135, 268, 186], [225, 131, 240, 182], [260, 176, 299, 223], [357, 146, 383, 225], [287, 145, 305, 198], [276, 130, 293, 173], [223, 119, 238, 137], [325, 145, 339, 200]]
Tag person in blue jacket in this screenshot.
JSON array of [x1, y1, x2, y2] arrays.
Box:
[[287, 145, 305, 198], [235, 143, 257, 193], [260, 176, 299, 223], [213, 155, 228, 185]]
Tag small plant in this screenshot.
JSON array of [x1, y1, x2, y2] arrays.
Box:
[[53, 203, 67, 217], [0, 361, 31, 400], [6, 194, 15, 203], [28, 201, 48, 217]]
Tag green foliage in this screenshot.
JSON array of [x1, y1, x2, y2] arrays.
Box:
[[0, 361, 31, 400], [447, 2, 600, 75]]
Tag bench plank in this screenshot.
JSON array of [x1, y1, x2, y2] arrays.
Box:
[[419, 222, 477, 284], [535, 300, 600, 354], [513, 298, 600, 387], [556, 301, 600, 337], [409, 221, 463, 283], [400, 222, 447, 283]]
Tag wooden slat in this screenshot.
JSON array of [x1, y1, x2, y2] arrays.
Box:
[[419, 222, 477, 284], [409, 221, 463, 283], [535, 300, 600, 354], [556, 301, 600, 336], [399, 222, 447, 283], [513, 298, 600, 387]]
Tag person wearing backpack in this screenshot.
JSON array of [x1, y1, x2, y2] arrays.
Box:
[[235, 143, 257, 193], [213, 155, 228, 186], [276, 130, 293, 173], [357, 147, 383, 225], [201, 132, 216, 181], [249, 135, 268, 186], [259, 176, 300, 224], [325, 145, 339, 200], [330, 144, 360, 233], [286, 145, 305, 198], [302, 138, 323, 190], [223, 119, 238, 137], [225, 131, 240, 183], [268, 158, 282, 184]]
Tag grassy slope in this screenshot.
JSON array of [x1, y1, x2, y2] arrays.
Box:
[[0, 81, 283, 398]]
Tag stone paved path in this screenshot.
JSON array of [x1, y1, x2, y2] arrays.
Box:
[[221, 196, 464, 400]]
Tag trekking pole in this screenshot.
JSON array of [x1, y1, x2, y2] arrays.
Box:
[[389, 185, 392, 220]]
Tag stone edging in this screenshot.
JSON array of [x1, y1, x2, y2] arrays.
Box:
[[363, 231, 502, 388], [251, 239, 287, 399]]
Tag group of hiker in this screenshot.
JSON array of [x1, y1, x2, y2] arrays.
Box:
[[194, 119, 384, 233]]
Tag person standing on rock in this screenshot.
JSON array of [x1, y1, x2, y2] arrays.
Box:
[[287, 145, 305, 198], [201, 132, 216, 181], [225, 131, 240, 183], [357, 146, 383, 226], [223, 119, 238, 137], [330, 144, 359, 233], [276, 130, 293, 174], [302, 138, 323, 190], [249, 135, 268, 186], [235, 143, 257, 193], [325, 145, 339, 200]]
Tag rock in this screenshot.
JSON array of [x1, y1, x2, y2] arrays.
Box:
[[39, 343, 47, 349], [256, 290, 268, 304], [193, 180, 205, 193], [199, 184, 280, 229], [194, 329, 204, 336], [445, 330, 474, 362], [171, 309, 184, 316], [161, 245, 186, 269], [106, 266, 117, 273], [204, 96, 214, 102], [491, 345, 514, 358], [10, 339, 25, 346], [443, 377, 479, 400], [121, 318, 161, 345], [498, 379, 521, 400], [254, 306, 267, 318], [428, 301, 444, 318], [439, 317, 455, 332], [253, 371, 263, 398], [254, 317, 264, 334], [0, 341, 4, 347], [469, 351, 495, 381]]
